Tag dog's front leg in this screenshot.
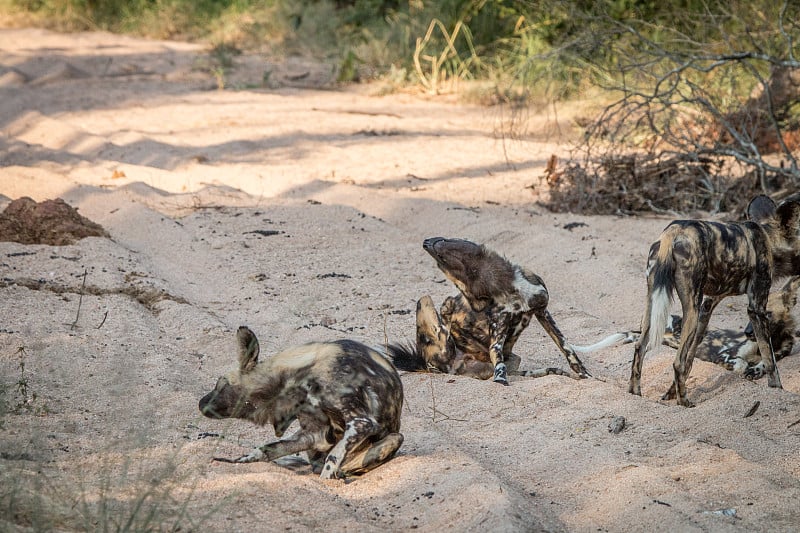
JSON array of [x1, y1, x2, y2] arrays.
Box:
[[503, 313, 531, 360], [488, 310, 511, 385], [746, 304, 783, 388], [213, 430, 323, 464], [320, 417, 379, 479], [535, 310, 591, 378]]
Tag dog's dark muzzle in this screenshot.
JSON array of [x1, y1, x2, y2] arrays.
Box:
[[423, 237, 446, 253]]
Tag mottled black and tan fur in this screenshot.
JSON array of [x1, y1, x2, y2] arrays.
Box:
[[199, 326, 404, 479], [662, 276, 800, 377], [629, 194, 800, 406], [397, 237, 628, 385]]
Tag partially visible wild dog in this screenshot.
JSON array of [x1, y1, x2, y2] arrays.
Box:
[[662, 276, 800, 376], [406, 237, 629, 385], [629, 194, 800, 406], [199, 326, 404, 479]]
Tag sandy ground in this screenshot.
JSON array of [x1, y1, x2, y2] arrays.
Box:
[[2, 28, 800, 532]]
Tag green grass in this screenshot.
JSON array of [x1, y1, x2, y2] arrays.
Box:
[[0, 0, 593, 100]]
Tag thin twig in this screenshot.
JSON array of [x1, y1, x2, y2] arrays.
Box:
[[743, 400, 760, 418], [382, 313, 389, 351], [96, 310, 109, 329], [428, 373, 436, 423], [70, 268, 88, 330]]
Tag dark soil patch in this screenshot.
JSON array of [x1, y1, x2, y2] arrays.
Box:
[[0, 197, 109, 245]]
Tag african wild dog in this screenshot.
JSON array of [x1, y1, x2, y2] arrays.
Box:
[[395, 237, 628, 385], [629, 194, 800, 406], [199, 326, 404, 479], [662, 276, 800, 377]]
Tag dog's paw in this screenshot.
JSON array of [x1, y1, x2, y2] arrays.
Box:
[[232, 448, 266, 463], [493, 363, 509, 386], [319, 463, 343, 480], [677, 399, 695, 408], [569, 362, 592, 378], [744, 362, 766, 381]]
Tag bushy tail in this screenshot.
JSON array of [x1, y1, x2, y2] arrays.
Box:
[[381, 342, 428, 372], [644, 238, 676, 354], [571, 332, 637, 354]]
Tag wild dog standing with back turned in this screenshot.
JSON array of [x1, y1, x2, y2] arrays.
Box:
[[397, 237, 629, 385], [199, 327, 404, 479], [629, 194, 800, 406]]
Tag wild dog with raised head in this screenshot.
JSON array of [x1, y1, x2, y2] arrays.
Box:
[[401, 237, 628, 385], [629, 194, 800, 406], [199, 326, 404, 479], [662, 276, 800, 376]]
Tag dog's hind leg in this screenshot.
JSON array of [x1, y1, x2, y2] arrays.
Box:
[[320, 417, 385, 479], [339, 432, 404, 476], [629, 290, 654, 396], [631, 242, 676, 397], [534, 309, 591, 378], [663, 295, 720, 404]]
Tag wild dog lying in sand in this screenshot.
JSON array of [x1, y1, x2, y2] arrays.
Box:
[[629, 194, 800, 406], [392, 237, 629, 385], [661, 276, 800, 376], [199, 326, 404, 479]]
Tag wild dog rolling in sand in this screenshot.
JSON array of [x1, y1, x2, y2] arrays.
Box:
[[199, 327, 404, 479], [662, 276, 800, 377], [403, 237, 627, 385], [629, 194, 800, 406]]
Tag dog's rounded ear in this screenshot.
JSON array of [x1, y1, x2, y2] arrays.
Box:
[[237, 326, 260, 373], [747, 194, 777, 222]]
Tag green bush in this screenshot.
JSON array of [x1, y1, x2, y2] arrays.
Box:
[[2, 0, 795, 103]]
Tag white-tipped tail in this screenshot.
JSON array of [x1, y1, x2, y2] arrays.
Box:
[[571, 332, 635, 354], [645, 286, 671, 354]]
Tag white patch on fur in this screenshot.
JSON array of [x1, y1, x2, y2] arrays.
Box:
[[731, 357, 750, 374], [368, 349, 396, 373], [746, 361, 766, 378], [645, 287, 671, 354], [507, 269, 545, 311], [238, 448, 265, 463], [270, 343, 337, 370], [366, 388, 381, 414], [306, 391, 321, 407], [645, 257, 656, 277]]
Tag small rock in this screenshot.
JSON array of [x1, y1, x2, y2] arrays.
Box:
[[608, 416, 626, 434], [705, 508, 736, 518]]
